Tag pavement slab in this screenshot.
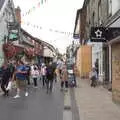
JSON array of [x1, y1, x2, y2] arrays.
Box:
[[75, 78, 120, 120]]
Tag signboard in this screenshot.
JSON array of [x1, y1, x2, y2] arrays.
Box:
[[73, 34, 80, 39], [90, 27, 120, 42], [90, 27, 106, 42], [9, 33, 18, 40]]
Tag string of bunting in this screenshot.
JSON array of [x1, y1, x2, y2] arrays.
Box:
[[22, 0, 47, 17], [21, 21, 73, 36]]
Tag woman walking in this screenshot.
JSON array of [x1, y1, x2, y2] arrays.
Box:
[[60, 64, 68, 91], [41, 63, 47, 87], [31, 66, 39, 88], [89, 68, 97, 87]]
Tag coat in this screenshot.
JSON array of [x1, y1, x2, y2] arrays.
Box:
[[61, 67, 68, 81]]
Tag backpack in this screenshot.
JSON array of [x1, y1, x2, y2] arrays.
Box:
[[46, 66, 53, 75]]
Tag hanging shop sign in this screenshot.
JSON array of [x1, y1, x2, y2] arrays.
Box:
[[90, 27, 120, 42], [8, 22, 19, 41], [73, 34, 80, 39], [90, 27, 106, 42]]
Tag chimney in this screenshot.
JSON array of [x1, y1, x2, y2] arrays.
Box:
[[15, 6, 21, 24]]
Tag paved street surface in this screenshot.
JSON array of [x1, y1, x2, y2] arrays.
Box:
[[0, 82, 64, 120], [75, 78, 120, 120]]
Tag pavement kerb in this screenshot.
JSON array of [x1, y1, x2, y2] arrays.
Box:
[[64, 89, 71, 109], [63, 89, 72, 120]]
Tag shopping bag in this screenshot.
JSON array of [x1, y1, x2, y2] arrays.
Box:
[[6, 81, 12, 90]]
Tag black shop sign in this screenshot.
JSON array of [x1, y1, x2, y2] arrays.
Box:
[[90, 27, 120, 42]]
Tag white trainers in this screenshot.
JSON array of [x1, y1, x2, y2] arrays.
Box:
[[13, 94, 20, 98], [25, 92, 28, 97]]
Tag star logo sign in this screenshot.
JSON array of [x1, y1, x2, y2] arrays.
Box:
[[95, 29, 102, 38]]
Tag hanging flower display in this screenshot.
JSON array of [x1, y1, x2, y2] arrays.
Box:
[[24, 48, 34, 59], [3, 43, 16, 59], [14, 46, 24, 59]]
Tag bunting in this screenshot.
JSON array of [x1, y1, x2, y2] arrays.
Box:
[[22, 0, 47, 17], [21, 21, 73, 36]]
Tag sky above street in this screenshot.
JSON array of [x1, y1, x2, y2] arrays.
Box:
[[13, 0, 84, 53]]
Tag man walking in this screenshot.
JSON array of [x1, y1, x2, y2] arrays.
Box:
[[46, 62, 55, 93], [1, 62, 11, 96], [13, 60, 28, 98]]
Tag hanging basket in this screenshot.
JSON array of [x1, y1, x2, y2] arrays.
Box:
[[3, 43, 16, 59], [24, 48, 34, 59]]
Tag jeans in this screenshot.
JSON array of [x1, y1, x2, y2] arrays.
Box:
[[46, 79, 53, 93], [1, 79, 9, 94]]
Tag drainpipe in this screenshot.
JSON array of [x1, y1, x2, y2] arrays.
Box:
[[109, 44, 112, 82]]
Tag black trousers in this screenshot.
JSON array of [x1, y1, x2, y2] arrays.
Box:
[[42, 75, 46, 87], [33, 78, 37, 86], [61, 81, 68, 88], [91, 77, 96, 87], [1, 79, 9, 94]]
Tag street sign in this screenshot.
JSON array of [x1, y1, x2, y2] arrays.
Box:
[[90, 27, 106, 42], [73, 34, 80, 39]]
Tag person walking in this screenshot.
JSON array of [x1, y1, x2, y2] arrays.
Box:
[[1, 63, 11, 96], [25, 63, 31, 85], [46, 62, 55, 93], [31, 66, 39, 88], [89, 68, 97, 87], [60, 64, 68, 91], [13, 60, 28, 98], [41, 63, 47, 87]]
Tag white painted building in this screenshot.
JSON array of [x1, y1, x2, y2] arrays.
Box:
[[0, 0, 15, 66]]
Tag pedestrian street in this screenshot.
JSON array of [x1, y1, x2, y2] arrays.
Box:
[[0, 82, 64, 120]]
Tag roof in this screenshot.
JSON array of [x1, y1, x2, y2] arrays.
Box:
[[73, 9, 81, 39], [21, 28, 57, 54]]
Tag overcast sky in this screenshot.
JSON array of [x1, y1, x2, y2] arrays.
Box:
[[13, 0, 84, 53]]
